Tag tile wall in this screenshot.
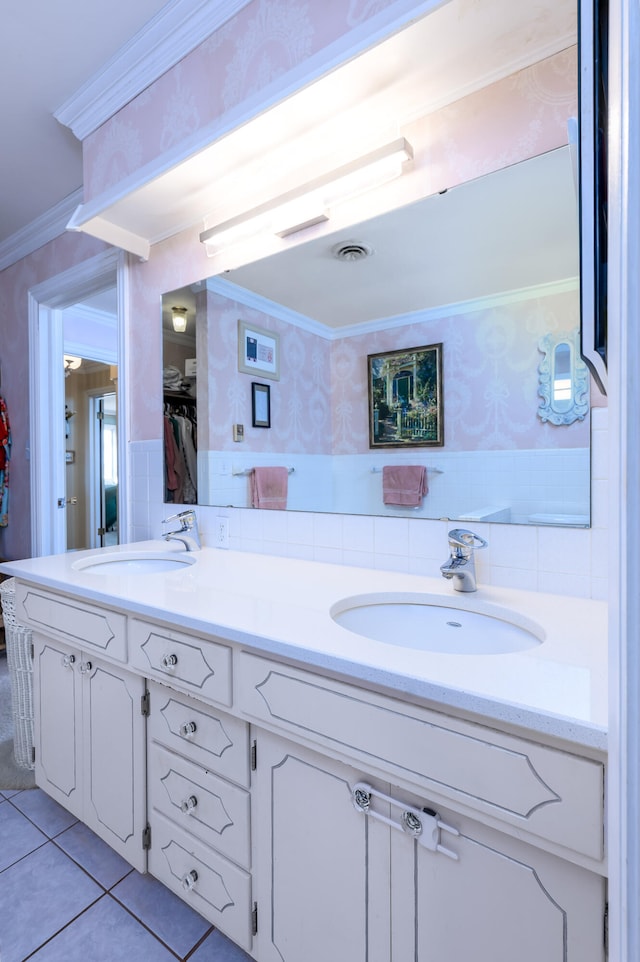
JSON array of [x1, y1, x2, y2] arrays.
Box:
[[131, 408, 608, 601]]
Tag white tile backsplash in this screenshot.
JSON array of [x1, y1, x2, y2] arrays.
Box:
[[129, 411, 609, 600]]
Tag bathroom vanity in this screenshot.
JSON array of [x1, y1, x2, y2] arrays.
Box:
[[2, 543, 608, 961]]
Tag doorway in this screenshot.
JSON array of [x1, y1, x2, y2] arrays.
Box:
[[28, 248, 128, 557], [64, 362, 119, 552]]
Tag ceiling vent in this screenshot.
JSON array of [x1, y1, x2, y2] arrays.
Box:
[[331, 241, 374, 262]]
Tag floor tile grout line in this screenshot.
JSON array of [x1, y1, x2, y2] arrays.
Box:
[[19, 890, 108, 961], [49, 833, 136, 893], [0, 837, 50, 875], [106, 889, 202, 960], [4, 791, 80, 841], [183, 924, 217, 960]]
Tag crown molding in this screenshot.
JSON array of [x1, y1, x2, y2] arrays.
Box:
[[0, 188, 84, 273], [54, 0, 254, 142], [208, 276, 579, 342]]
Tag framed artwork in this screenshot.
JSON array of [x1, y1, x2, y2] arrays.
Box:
[[368, 343, 443, 447], [238, 320, 280, 380], [252, 382, 271, 428]]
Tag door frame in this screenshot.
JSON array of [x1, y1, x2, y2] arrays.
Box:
[[88, 389, 118, 549], [27, 248, 130, 557]]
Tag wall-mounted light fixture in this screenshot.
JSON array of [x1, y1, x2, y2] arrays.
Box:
[[171, 306, 188, 333], [199, 138, 413, 254], [63, 355, 82, 377]]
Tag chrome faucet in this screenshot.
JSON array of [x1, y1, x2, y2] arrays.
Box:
[[162, 509, 201, 551], [440, 528, 488, 592]]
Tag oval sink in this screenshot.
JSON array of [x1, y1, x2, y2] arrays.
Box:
[[71, 551, 197, 575], [331, 593, 543, 655]]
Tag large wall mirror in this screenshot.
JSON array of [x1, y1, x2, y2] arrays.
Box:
[[162, 0, 593, 528]]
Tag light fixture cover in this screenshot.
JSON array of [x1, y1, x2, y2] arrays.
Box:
[[172, 306, 188, 333], [200, 137, 413, 253], [63, 354, 82, 374]]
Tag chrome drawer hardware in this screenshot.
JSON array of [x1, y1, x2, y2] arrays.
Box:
[[182, 869, 198, 891], [352, 781, 459, 860], [162, 653, 178, 669], [79, 661, 92, 674], [61, 653, 75, 669], [180, 794, 198, 815], [180, 721, 198, 738]]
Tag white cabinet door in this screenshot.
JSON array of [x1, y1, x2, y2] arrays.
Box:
[[251, 729, 390, 962], [33, 635, 147, 871], [389, 792, 606, 962], [82, 659, 147, 869], [34, 636, 83, 819]]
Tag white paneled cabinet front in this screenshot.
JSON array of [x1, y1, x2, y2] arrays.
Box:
[[251, 729, 606, 962], [32, 634, 147, 872], [250, 729, 391, 962]]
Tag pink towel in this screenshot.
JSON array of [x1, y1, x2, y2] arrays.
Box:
[[251, 467, 288, 510], [382, 465, 428, 506]]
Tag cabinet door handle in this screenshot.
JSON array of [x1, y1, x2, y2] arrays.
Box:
[[182, 869, 198, 891], [162, 653, 178, 669], [180, 794, 198, 815], [179, 721, 197, 738], [352, 781, 459, 860], [79, 661, 93, 674], [61, 653, 76, 669]]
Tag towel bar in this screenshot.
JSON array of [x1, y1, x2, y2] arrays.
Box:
[[233, 467, 295, 477], [371, 466, 443, 475]]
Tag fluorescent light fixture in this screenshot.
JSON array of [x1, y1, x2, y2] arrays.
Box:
[[171, 306, 188, 333], [200, 138, 413, 254]]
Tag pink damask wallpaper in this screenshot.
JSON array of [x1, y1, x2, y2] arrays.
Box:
[[330, 288, 587, 455]]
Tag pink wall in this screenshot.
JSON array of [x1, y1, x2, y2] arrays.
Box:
[[201, 290, 332, 455], [0, 234, 108, 561], [188, 284, 587, 460], [330, 289, 588, 455]]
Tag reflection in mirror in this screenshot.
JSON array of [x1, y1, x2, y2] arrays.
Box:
[[537, 331, 589, 425], [163, 146, 590, 527], [162, 303, 197, 505]]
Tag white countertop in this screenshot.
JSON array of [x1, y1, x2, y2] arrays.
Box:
[[1, 541, 608, 752]]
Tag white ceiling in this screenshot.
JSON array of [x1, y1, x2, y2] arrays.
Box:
[[0, 0, 170, 245], [223, 147, 579, 330]]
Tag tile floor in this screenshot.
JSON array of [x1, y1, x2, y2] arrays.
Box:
[[0, 788, 252, 961]]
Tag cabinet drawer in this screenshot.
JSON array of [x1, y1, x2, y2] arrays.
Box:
[[149, 810, 252, 951], [237, 653, 604, 863], [148, 681, 250, 788], [130, 619, 231, 706], [15, 583, 127, 662], [149, 743, 251, 868]]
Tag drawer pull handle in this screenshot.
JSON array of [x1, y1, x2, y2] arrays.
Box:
[[180, 795, 198, 815], [352, 781, 459, 860], [180, 721, 197, 738], [61, 654, 76, 669], [162, 653, 178, 669], [182, 869, 198, 892], [79, 660, 92, 674]]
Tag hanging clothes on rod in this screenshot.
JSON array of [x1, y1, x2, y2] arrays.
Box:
[[0, 395, 11, 527], [163, 394, 197, 504]]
